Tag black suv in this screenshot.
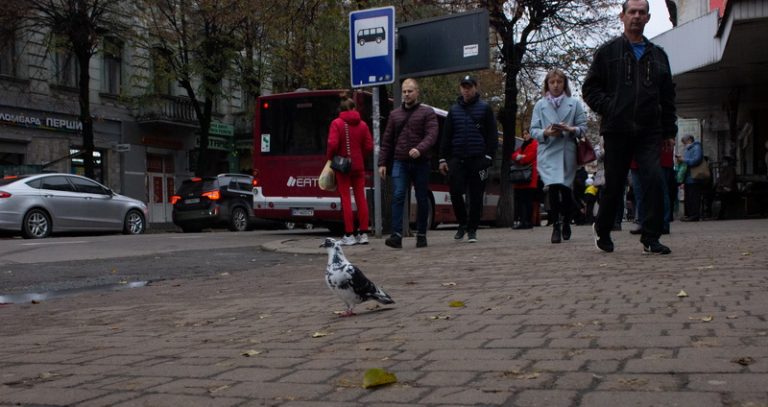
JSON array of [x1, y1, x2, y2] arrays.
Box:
[[171, 173, 256, 233]]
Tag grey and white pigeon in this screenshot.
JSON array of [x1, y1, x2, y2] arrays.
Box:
[[321, 237, 394, 317]]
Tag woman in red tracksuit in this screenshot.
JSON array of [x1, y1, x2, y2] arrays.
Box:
[[326, 98, 374, 246], [511, 129, 539, 229]]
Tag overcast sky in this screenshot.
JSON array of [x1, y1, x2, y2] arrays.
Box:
[[645, 0, 674, 38]]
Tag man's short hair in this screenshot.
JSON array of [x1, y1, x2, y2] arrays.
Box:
[[622, 0, 650, 13], [682, 134, 695, 143]]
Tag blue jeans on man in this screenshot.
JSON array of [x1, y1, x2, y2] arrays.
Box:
[[391, 160, 430, 237], [630, 167, 672, 234]]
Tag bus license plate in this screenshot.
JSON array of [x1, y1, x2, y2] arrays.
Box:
[[291, 208, 314, 216], [184, 198, 200, 204]]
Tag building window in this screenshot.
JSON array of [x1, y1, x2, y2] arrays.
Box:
[[150, 47, 173, 95], [0, 33, 17, 77], [69, 148, 104, 183], [55, 51, 79, 88], [102, 37, 122, 95]]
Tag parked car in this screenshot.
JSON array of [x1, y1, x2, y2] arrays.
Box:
[[171, 173, 257, 233], [0, 173, 148, 239]]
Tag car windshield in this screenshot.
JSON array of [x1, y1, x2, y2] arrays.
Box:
[[177, 178, 219, 195]]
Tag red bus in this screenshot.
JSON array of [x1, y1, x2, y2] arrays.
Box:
[[251, 89, 501, 233]]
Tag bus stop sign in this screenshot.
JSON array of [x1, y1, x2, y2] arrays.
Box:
[[349, 7, 395, 88]]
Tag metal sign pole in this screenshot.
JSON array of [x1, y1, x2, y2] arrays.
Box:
[[372, 87, 382, 238]]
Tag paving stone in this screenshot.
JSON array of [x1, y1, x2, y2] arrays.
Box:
[[580, 390, 722, 406]]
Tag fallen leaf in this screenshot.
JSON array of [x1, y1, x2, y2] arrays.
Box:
[[696, 265, 714, 270], [258, 314, 270, 319], [731, 357, 755, 366], [676, 290, 689, 298], [312, 331, 330, 338], [688, 315, 714, 322], [726, 314, 739, 319], [428, 315, 451, 320], [219, 272, 230, 276], [362, 368, 397, 389], [241, 350, 262, 357], [741, 252, 752, 256], [449, 301, 465, 308], [441, 282, 457, 287]]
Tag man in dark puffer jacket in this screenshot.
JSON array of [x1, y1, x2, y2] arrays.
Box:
[[378, 78, 438, 249], [439, 75, 498, 243], [582, 0, 676, 255]]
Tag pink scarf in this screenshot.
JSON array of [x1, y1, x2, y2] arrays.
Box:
[[546, 92, 565, 109]]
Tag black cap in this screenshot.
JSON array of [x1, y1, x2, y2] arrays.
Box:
[[460, 75, 477, 86]]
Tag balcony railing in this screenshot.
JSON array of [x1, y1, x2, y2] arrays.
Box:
[[134, 95, 198, 126]]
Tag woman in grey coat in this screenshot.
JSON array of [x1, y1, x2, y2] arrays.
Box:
[[530, 68, 588, 243]]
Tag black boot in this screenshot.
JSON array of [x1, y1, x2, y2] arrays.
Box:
[[562, 218, 572, 241], [551, 222, 562, 244]]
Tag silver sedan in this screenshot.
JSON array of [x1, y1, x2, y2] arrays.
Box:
[[0, 173, 148, 238]]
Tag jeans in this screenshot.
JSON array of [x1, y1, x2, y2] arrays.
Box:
[[631, 167, 673, 231], [391, 160, 430, 236]]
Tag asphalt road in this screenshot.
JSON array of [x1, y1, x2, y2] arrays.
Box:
[[0, 229, 327, 298]]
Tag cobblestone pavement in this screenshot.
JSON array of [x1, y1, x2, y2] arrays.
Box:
[[1, 219, 767, 406]]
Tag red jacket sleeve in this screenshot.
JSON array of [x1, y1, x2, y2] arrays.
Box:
[[326, 119, 342, 161]]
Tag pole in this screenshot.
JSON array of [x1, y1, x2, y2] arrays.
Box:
[[372, 86, 382, 238]]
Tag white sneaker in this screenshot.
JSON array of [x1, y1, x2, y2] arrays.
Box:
[[340, 235, 357, 246], [356, 233, 369, 245]]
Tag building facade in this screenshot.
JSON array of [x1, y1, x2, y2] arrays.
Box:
[[0, 25, 253, 224]]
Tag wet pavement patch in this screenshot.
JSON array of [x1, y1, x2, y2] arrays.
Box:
[[0, 281, 150, 305]]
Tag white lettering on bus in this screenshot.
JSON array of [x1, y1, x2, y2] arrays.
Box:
[[286, 176, 318, 188]]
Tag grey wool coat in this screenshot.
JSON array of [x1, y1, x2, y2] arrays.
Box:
[[530, 95, 587, 187]]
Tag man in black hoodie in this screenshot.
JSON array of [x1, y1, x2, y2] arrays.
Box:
[[439, 75, 498, 243], [582, 0, 676, 255]]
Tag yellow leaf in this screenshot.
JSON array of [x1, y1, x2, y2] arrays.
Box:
[[741, 252, 752, 256], [429, 315, 451, 320], [241, 350, 262, 357], [676, 290, 688, 297], [701, 315, 714, 322], [449, 301, 465, 308], [441, 282, 457, 287], [362, 368, 397, 389], [312, 331, 330, 338]]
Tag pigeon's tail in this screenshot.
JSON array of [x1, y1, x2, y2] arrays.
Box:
[[372, 287, 394, 305]]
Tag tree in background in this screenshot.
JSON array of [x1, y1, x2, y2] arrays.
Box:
[[482, 0, 618, 226], [139, 0, 245, 176], [1, 0, 125, 179]]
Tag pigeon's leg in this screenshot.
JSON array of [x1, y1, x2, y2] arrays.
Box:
[[339, 306, 356, 317]]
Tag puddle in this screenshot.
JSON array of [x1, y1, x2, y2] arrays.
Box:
[[0, 281, 150, 305]]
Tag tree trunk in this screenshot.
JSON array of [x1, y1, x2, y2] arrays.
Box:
[[77, 50, 95, 179]]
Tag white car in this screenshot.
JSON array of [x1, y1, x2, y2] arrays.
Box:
[[0, 173, 148, 239]]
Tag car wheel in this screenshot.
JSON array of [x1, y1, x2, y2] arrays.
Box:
[[22, 208, 51, 239], [123, 209, 145, 235], [228, 207, 249, 232]]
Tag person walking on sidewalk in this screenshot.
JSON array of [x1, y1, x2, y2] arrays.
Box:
[[439, 75, 498, 243], [378, 78, 439, 249], [582, 0, 677, 255], [511, 128, 539, 230], [326, 97, 374, 246], [677, 134, 705, 221], [530, 68, 587, 244]]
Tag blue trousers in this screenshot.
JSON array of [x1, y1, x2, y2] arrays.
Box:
[[391, 160, 430, 236]]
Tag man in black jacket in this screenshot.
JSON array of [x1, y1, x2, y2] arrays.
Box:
[[439, 75, 498, 243], [582, 0, 676, 255]]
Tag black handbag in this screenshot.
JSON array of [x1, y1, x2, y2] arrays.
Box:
[[331, 123, 352, 173], [509, 163, 533, 184]]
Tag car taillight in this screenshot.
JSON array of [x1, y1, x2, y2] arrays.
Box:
[[202, 190, 220, 200], [252, 178, 259, 187], [170, 195, 181, 205], [0, 191, 11, 198]]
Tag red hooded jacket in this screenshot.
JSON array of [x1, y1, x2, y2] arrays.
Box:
[[326, 110, 373, 173]]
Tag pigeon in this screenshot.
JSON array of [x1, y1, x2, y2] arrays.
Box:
[[320, 237, 394, 317]]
